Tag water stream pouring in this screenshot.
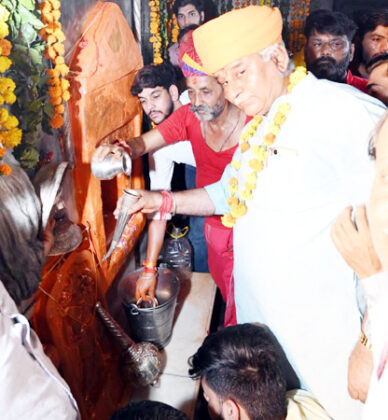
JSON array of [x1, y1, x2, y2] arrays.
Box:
[[102, 189, 139, 261]]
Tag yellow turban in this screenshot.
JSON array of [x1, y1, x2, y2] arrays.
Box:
[[193, 6, 283, 74]]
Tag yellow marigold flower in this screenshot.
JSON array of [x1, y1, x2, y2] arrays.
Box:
[[44, 46, 57, 61], [0, 146, 6, 158], [249, 158, 264, 172], [227, 196, 239, 207], [245, 181, 256, 191], [0, 22, 9, 39], [0, 57, 12, 73], [0, 164, 12, 176], [230, 202, 247, 218], [61, 79, 70, 91], [53, 42, 65, 55], [264, 133, 276, 146], [240, 189, 253, 201], [39, 1, 52, 13], [49, 85, 61, 97], [289, 66, 307, 86], [49, 0, 61, 10], [0, 5, 10, 22], [246, 172, 257, 185], [229, 177, 238, 186], [0, 78, 16, 92], [62, 90, 71, 101], [1, 127, 22, 148], [0, 96, 4, 106], [228, 184, 238, 195], [3, 115, 19, 130], [268, 123, 280, 135], [45, 34, 57, 45], [240, 141, 250, 153], [231, 160, 241, 170], [273, 111, 287, 126], [55, 104, 65, 114], [278, 103, 291, 115], [49, 95, 62, 106], [251, 145, 266, 161], [3, 92, 16, 104], [50, 113, 64, 129], [221, 213, 236, 228], [0, 39, 12, 56], [0, 108, 9, 124], [154, 56, 163, 64], [54, 29, 66, 43], [55, 63, 70, 77]]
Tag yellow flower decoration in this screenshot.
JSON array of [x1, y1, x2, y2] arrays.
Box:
[[221, 213, 236, 228], [221, 67, 307, 228], [0, 22, 9, 39], [1, 128, 22, 148], [0, 5, 10, 22], [0, 56, 12, 73], [231, 160, 242, 170], [3, 115, 18, 130]]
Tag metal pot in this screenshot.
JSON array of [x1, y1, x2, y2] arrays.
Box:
[[118, 267, 179, 349]]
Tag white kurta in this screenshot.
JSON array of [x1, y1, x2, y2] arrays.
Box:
[[0, 280, 79, 420], [206, 73, 386, 419]]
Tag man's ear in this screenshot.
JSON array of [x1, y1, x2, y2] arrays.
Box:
[[222, 398, 240, 420], [349, 43, 355, 62], [272, 43, 290, 73], [168, 84, 180, 102], [200, 11, 205, 23]]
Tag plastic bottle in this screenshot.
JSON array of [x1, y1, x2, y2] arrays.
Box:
[[162, 224, 192, 274]]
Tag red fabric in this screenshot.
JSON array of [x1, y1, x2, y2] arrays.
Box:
[[346, 70, 368, 93], [156, 104, 251, 325], [205, 221, 237, 326]]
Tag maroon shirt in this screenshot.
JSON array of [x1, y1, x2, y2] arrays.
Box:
[[346, 70, 368, 93]]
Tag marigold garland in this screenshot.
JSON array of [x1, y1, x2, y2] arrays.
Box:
[[221, 67, 307, 228], [0, 4, 22, 176], [39, 0, 70, 129]]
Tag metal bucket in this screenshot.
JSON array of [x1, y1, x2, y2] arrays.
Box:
[[118, 267, 179, 349]]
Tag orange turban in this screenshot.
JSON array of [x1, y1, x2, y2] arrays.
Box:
[[193, 6, 283, 74]]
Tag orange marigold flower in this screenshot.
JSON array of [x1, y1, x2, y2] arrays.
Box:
[[44, 46, 57, 61], [46, 68, 60, 78], [227, 196, 239, 207], [0, 147, 6, 158], [48, 76, 60, 86], [48, 0, 61, 10], [230, 202, 247, 218], [62, 90, 70, 101], [221, 213, 236, 228], [49, 85, 61, 97], [49, 95, 62, 105], [0, 39, 12, 56], [46, 34, 57, 45], [50, 113, 64, 129], [0, 164, 12, 176], [240, 141, 250, 153], [55, 104, 65, 114], [263, 133, 276, 146], [39, 1, 52, 13], [229, 177, 238, 186]]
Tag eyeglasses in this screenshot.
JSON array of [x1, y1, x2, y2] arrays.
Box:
[[309, 39, 348, 52]]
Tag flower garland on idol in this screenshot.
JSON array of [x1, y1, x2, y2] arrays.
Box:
[[221, 66, 307, 228], [39, 0, 70, 129], [0, 4, 22, 176]]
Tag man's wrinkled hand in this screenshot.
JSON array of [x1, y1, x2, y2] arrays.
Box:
[[348, 340, 373, 402], [330, 205, 382, 279]]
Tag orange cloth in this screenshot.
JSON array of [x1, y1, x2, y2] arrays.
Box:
[[193, 5, 283, 74]]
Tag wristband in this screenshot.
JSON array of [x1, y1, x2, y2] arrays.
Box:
[[142, 260, 157, 274], [160, 190, 174, 220]]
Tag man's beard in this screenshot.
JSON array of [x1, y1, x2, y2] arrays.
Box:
[[191, 100, 224, 122], [308, 55, 350, 83], [148, 99, 174, 125]]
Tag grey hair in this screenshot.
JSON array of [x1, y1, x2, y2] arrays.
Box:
[[258, 42, 295, 76], [0, 164, 44, 304]]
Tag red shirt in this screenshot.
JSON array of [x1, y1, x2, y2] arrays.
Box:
[[346, 70, 368, 93], [157, 104, 250, 227]]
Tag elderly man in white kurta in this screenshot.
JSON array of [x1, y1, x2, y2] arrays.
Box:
[[126, 6, 386, 419]]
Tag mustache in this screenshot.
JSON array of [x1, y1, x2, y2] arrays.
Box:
[[314, 56, 336, 66], [191, 105, 213, 114]]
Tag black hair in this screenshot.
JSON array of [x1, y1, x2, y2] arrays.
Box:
[[189, 324, 287, 420], [131, 63, 178, 97], [172, 0, 204, 16], [367, 51, 388, 73], [304, 9, 357, 41], [111, 400, 189, 420], [177, 24, 199, 43], [354, 9, 388, 40]]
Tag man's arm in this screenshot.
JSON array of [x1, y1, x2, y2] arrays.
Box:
[[92, 128, 167, 162]]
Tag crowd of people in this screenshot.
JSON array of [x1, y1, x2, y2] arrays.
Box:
[[1, 0, 388, 419]]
